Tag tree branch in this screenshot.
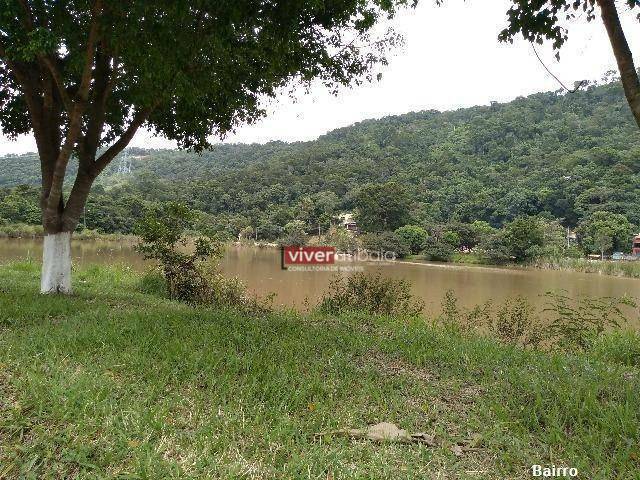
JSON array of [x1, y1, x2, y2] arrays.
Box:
[[597, 0, 640, 128], [17, 0, 35, 30], [80, 44, 117, 163], [39, 56, 73, 112], [43, 0, 104, 228], [0, 38, 34, 94], [76, 0, 103, 104], [11, 0, 73, 114], [92, 108, 152, 177]]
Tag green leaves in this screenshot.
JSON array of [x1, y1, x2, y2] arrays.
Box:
[[354, 181, 411, 233], [9, 27, 57, 61], [498, 1, 597, 52], [1, 1, 408, 155]]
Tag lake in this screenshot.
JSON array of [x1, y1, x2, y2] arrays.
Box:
[[1, 238, 639, 324]]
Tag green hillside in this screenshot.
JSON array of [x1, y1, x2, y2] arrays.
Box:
[[1, 80, 639, 243]]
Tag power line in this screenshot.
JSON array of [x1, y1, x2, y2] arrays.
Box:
[[530, 43, 587, 94]]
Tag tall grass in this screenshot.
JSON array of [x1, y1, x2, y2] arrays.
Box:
[[0, 223, 134, 240], [533, 257, 640, 278], [0, 223, 43, 238]]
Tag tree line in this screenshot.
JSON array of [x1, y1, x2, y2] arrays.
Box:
[[1, 79, 639, 260]]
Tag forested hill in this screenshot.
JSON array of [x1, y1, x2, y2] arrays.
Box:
[[1, 80, 639, 238]]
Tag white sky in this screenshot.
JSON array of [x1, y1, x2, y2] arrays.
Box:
[[1, 0, 639, 155]]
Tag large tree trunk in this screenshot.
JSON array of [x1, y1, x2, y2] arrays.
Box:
[[41, 231, 72, 294], [38, 163, 92, 295], [1, 0, 151, 295]]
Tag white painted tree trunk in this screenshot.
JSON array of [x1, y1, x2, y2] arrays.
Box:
[[41, 232, 72, 294]]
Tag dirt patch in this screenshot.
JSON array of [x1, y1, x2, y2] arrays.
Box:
[[355, 351, 438, 382]]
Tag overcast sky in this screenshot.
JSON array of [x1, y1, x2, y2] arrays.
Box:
[[1, 0, 639, 155]]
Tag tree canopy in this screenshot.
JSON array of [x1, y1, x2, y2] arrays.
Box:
[[0, 0, 406, 234]]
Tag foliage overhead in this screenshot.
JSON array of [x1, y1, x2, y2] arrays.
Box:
[[499, 0, 638, 53], [496, 0, 640, 128], [0, 0, 406, 150], [0, 0, 410, 237]]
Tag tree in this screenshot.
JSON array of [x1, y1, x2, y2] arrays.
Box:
[[595, 229, 614, 259], [421, 234, 456, 262], [578, 210, 633, 255], [280, 220, 308, 247], [360, 231, 410, 258], [0, 184, 41, 223], [499, 0, 640, 129], [478, 231, 512, 264], [502, 216, 545, 262], [470, 220, 496, 244], [0, 0, 406, 293], [395, 224, 427, 254], [354, 182, 411, 232], [325, 226, 358, 253]]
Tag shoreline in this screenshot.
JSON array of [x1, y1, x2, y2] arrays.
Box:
[[1, 232, 639, 279]]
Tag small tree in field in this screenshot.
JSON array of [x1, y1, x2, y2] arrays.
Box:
[[0, 0, 407, 293], [135, 202, 220, 302]]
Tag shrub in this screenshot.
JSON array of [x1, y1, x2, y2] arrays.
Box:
[[543, 291, 636, 351], [136, 202, 221, 303], [421, 236, 456, 262], [360, 231, 410, 258], [324, 226, 358, 253], [0, 222, 44, 238], [477, 231, 512, 264], [436, 289, 636, 352], [135, 202, 271, 314], [439, 291, 543, 348], [490, 296, 542, 347], [318, 272, 424, 316]]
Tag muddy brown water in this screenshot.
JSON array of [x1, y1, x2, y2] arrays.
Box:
[[1, 238, 639, 326]]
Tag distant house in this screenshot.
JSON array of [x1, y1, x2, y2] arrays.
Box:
[[633, 234, 640, 257], [338, 213, 358, 232]]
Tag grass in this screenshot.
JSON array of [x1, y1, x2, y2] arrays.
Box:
[[532, 257, 640, 279], [0, 262, 639, 478], [404, 252, 640, 279], [0, 223, 134, 241]]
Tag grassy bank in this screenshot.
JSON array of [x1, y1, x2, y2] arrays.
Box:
[[1, 263, 639, 478], [0, 223, 135, 241], [531, 257, 640, 279], [404, 252, 640, 279]]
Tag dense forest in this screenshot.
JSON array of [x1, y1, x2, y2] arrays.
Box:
[[1, 79, 639, 259]]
